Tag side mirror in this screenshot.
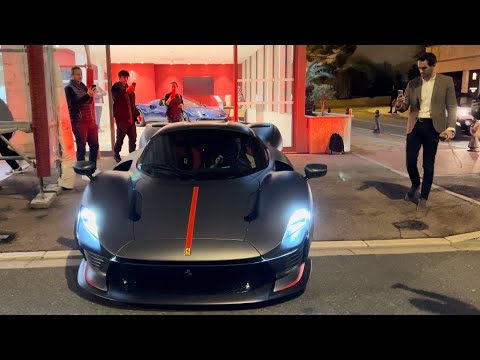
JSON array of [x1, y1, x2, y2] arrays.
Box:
[[158, 100, 165, 106], [73, 161, 97, 180], [304, 164, 327, 180]]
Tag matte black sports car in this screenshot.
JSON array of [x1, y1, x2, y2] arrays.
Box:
[[73, 122, 327, 305]]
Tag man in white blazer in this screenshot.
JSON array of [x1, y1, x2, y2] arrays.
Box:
[[396, 52, 457, 211]]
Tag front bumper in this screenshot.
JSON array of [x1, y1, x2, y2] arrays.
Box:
[[77, 247, 311, 306]]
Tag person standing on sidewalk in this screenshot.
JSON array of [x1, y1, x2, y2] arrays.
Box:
[[111, 70, 139, 163], [372, 109, 381, 133], [65, 66, 99, 167], [395, 52, 457, 211], [388, 84, 398, 114]]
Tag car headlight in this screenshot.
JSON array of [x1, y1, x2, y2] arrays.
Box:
[[79, 206, 98, 238], [281, 209, 311, 248]]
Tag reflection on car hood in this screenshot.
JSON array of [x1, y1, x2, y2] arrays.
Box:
[[129, 174, 260, 259]]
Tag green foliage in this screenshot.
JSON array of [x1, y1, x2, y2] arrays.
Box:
[[311, 84, 336, 102], [306, 61, 335, 85], [311, 84, 336, 115], [307, 45, 357, 68]]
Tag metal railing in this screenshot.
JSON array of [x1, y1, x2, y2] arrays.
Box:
[[0, 121, 35, 167]]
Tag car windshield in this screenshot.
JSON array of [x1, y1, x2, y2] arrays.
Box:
[[138, 129, 268, 180], [183, 98, 201, 107]]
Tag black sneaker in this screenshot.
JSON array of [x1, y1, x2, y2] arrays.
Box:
[[114, 154, 122, 163], [404, 186, 419, 201]]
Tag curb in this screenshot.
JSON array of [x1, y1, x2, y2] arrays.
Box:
[[0, 250, 83, 262], [1, 231, 480, 263], [310, 231, 480, 256]]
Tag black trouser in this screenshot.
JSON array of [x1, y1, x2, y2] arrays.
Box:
[[72, 121, 99, 164], [168, 111, 184, 123], [389, 101, 397, 113], [406, 119, 440, 200], [0, 132, 20, 170], [114, 121, 136, 155]]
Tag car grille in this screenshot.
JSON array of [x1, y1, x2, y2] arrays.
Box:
[[285, 247, 304, 270], [107, 260, 275, 296], [84, 250, 108, 271]]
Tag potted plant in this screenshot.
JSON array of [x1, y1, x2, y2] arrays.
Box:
[[311, 84, 336, 115], [305, 61, 334, 115]]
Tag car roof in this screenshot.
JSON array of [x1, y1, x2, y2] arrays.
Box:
[[152, 121, 255, 137]]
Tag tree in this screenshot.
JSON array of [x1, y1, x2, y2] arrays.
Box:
[[307, 45, 357, 68], [342, 55, 377, 97], [408, 64, 420, 81], [307, 45, 357, 100], [306, 61, 335, 85], [311, 84, 336, 115]]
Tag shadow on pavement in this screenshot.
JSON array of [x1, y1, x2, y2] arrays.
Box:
[[358, 181, 409, 200], [57, 237, 77, 249], [391, 283, 480, 315]]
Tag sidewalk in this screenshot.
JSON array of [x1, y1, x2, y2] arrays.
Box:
[[330, 106, 409, 118], [1, 127, 480, 252]]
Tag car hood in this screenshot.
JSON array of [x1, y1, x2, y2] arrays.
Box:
[[120, 175, 261, 261], [187, 106, 225, 116]]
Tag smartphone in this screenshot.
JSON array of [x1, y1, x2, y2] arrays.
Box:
[[397, 89, 403, 96]]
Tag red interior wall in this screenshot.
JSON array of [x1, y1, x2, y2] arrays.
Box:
[[154, 64, 234, 106], [54, 48, 76, 67], [110, 64, 234, 106], [110, 64, 156, 104]]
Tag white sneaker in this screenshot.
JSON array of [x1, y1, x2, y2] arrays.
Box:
[[6, 167, 23, 175]]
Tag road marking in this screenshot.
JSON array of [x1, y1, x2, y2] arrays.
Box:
[[354, 153, 409, 177], [352, 126, 469, 148], [353, 153, 480, 207]]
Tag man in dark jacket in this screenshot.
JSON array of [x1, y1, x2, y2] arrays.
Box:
[[64, 66, 98, 165], [112, 70, 139, 162], [164, 81, 184, 123]]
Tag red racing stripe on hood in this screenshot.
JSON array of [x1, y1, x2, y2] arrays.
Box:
[[184, 186, 199, 256]]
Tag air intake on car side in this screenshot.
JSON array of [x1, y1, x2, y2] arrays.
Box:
[[84, 250, 108, 271]]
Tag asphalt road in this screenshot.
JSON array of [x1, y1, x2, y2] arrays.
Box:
[[1, 250, 479, 314], [352, 110, 472, 145]]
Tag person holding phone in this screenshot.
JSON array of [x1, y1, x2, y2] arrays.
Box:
[[111, 70, 139, 163], [395, 52, 457, 211], [164, 82, 184, 123], [64, 66, 99, 166]]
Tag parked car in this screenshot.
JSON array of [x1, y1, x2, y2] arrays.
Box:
[[72, 122, 327, 305], [136, 97, 227, 126], [455, 93, 478, 138]]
